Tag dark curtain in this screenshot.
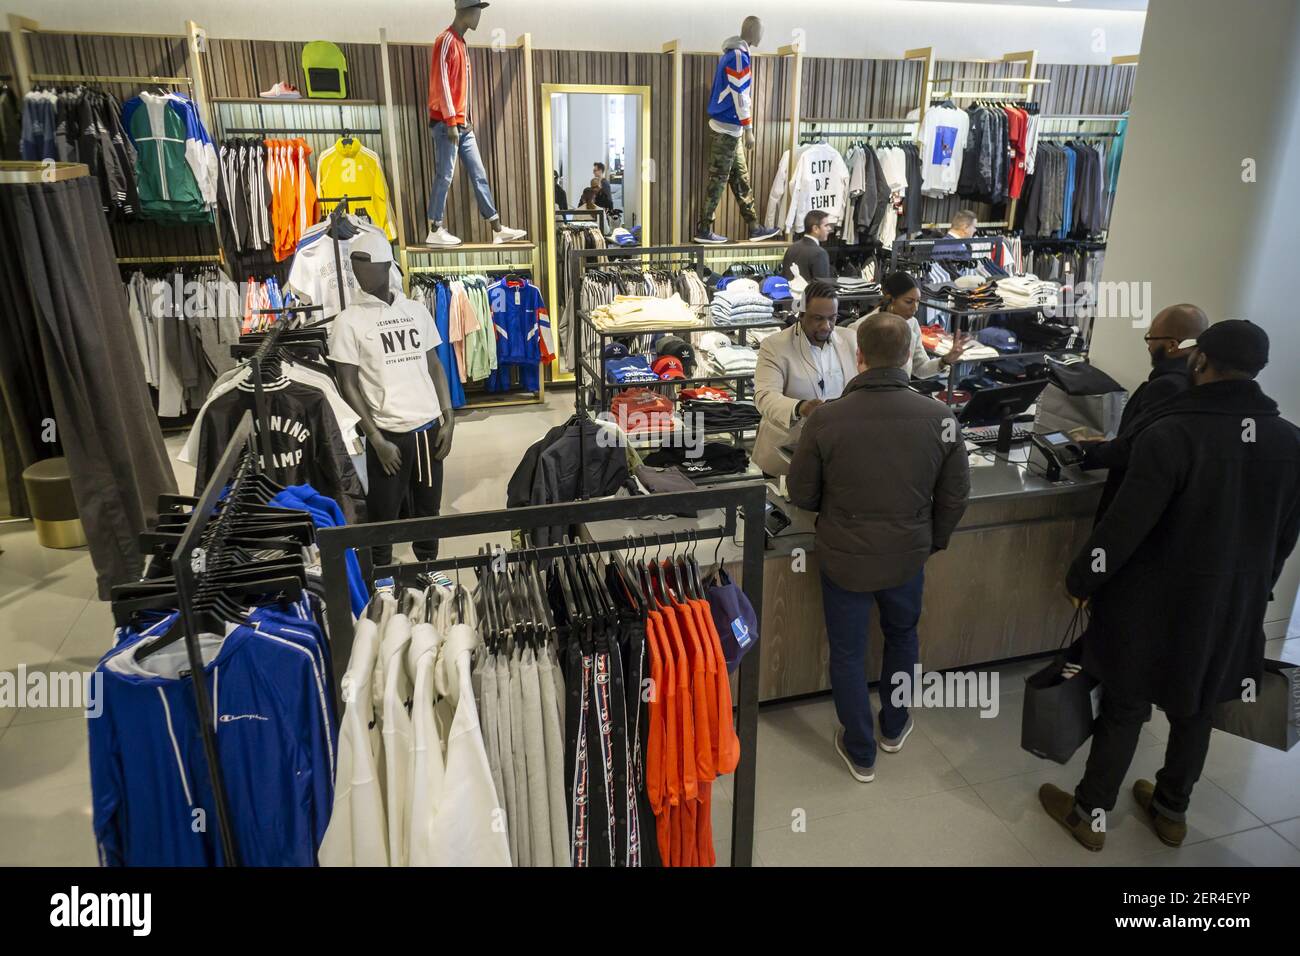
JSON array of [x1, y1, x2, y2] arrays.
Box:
[[0, 175, 176, 596]]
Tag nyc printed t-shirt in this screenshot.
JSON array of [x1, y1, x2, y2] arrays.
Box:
[[330, 289, 444, 433]]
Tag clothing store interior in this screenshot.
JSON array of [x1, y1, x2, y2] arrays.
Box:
[[2, 0, 1299, 875]]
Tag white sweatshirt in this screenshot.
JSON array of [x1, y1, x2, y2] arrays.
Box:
[[920, 105, 970, 197], [318, 615, 388, 867]]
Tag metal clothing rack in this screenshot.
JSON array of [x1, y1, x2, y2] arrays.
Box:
[[27, 73, 193, 87], [316, 482, 768, 867], [161, 409, 260, 867]]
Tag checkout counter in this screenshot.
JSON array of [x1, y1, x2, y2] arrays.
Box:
[[584, 439, 1103, 703]]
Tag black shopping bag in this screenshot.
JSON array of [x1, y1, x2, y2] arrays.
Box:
[[1021, 609, 1102, 764], [1212, 659, 1300, 752]]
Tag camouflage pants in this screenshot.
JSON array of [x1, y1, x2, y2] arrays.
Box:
[[697, 128, 757, 233]]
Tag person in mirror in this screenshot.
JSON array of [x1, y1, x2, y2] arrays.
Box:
[[592, 161, 614, 209], [1041, 320, 1300, 853], [425, 0, 527, 246], [329, 231, 456, 566], [752, 280, 858, 477], [786, 313, 971, 782], [577, 187, 600, 211], [589, 176, 614, 212], [781, 210, 835, 282], [1074, 303, 1209, 521], [852, 271, 971, 378]]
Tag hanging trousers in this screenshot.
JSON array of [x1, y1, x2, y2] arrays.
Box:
[[365, 423, 444, 566]]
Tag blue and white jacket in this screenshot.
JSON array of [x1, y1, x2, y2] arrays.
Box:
[[707, 37, 753, 137]]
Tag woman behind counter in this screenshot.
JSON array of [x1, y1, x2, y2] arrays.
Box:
[[854, 272, 971, 378]]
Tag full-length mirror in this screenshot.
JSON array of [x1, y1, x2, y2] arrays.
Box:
[[542, 83, 651, 380]]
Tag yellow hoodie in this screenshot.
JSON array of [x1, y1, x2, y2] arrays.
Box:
[[316, 137, 396, 240]]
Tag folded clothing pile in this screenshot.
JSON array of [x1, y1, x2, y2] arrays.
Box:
[[919, 324, 1000, 361], [1012, 316, 1083, 351], [680, 386, 733, 402], [609, 388, 681, 435], [644, 442, 750, 480], [590, 293, 704, 331], [711, 287, 776, 327], [605, 353, 661, 384], [696, 331, 759, 375], [833, 276, 881, 297], [949, 280, 1004, 311], [995, 275, 1061, 309], [681, 399, 762, 432]]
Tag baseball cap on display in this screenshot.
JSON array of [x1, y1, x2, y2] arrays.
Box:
[[761, 275, 792, 300], [602, 342, 630, 360], [976, 326, 1019, 353], [654, 335, 695, 372], [349, 230, 393, 264], [652, 355, 686, 380]]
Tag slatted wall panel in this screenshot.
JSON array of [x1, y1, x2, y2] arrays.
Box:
[[23, 32, 217, 258], [681, 52, 791, 242], [386, 42, 531, 246], [201, 38, 385, 102], [793, 57, 1135, 232], [0, 33, 14, 78], [530, 49, 673, 296]]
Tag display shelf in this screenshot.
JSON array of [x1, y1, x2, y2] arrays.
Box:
[[209, 96, 379, 106], [918, 296, 1055, 318], [405, 241, 537, 253]]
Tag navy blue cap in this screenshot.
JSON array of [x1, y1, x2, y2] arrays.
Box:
[[761, 275, 792, 300], [706, 568, 758, 672]]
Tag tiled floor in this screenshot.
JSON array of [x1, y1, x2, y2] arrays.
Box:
[[2, 392, 1298, 866]]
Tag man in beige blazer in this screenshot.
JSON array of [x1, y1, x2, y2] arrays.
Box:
[[752, 280, 859, 476]]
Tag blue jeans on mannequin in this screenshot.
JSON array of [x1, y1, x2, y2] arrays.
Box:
[[820, 568, 924, 766], [426, 120, 499, 223]]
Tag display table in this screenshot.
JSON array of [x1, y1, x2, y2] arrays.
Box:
[[583, 445, 1104, 703]]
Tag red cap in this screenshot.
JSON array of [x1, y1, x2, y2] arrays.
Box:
[[652, 355, 686, 380]]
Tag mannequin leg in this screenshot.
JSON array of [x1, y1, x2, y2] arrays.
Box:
[[426, 120, 459, 225], [456, 125, 500, 222], [727, 138, 759, 226], [695, 129, 739, 235], [365, 427, 418, 567], [408, 426, 445, 562]]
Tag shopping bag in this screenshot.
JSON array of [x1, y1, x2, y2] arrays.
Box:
[[1212, 659, 1300, 752], [1021, 608, 1103, 764]]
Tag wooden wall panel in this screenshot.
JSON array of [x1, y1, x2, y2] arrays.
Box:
[[530, 49, 673, 303], [791, 57, 1135, 233], [22, 32, 216, 259], [388, 42, 530, 246], [202, 38, 385, 102], [681, 52, 790, 241]]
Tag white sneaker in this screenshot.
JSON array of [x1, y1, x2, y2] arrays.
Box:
[[492, 225, 527, 244], [259, 82, 301, 99], [424, 227, 462, 246]]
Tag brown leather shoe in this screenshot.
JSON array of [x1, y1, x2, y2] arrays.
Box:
[[1133, 779, 1188, 847], [1039, 783, 1105, 852]]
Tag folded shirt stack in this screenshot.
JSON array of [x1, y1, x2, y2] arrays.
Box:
[[949, 280, 1004, 311], [609, 388, 682, 435], [918, 324, 1000, 361], [590, 293, 704, 331], [702, 345, 759, 375], [710, 288, 776, 327], [605, 354, 662, 384], [995, 275, 1062, 309], [643, 442, 750, 480], [681, 399, 762, 432], [833, 277, 882, 297]]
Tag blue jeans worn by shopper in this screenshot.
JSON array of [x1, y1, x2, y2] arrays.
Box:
[[427, 121, 499, 223], [820, 568, 924, 766]]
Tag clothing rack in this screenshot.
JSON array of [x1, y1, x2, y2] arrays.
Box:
[[242, 317, 290, 466], [314, 196, 373, 313], [116, 254, 222, 264], [408, 263, 535, 275], [316, 482, 768, 867], [27, 73, 193, 87], [223, 127, 382, 136], [157, 408, 260, 867]]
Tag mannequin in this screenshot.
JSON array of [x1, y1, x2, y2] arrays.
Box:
[[694, 15, 782, 245], [331, 231, 456, 564], [425, 0, 527, 246]]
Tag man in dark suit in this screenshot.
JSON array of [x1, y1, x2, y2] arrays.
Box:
[[1040, 320, 1300, 853], [1078, 303, 1209, 520], [781, 209, 834, 282]]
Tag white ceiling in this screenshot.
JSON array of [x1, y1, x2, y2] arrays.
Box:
[[903, 0, 1148, 9]]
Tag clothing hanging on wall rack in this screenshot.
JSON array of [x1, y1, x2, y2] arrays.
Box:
[[1018, 139, 1108, 238], [122, 91, 218, 224], [316, 135, 395, 240], [556, 222, 608, 372], [0, 82, 20, 160], [18, 84, 140, 219]]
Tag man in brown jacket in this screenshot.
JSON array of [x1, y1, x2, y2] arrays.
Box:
[[787, 313, 971, 781]]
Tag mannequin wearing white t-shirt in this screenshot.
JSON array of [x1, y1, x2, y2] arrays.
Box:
[[333, 238, 456, 566]]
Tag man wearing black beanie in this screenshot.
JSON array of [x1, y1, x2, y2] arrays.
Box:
[[1040, 320, 1300, 853]]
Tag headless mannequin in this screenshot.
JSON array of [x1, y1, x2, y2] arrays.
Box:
[[737, 17, 762, 153], [428, 3, 504, 236], [338, 252, 456, 475]]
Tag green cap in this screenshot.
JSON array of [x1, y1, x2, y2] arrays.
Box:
[[301, 40, 348, 99]]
